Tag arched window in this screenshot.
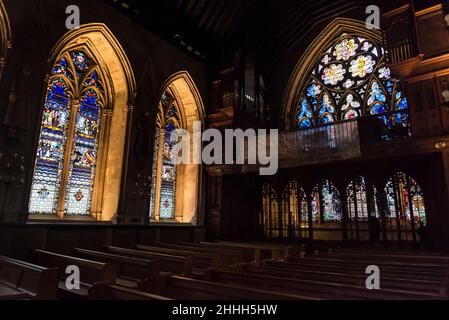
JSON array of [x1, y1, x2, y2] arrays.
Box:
[[292, 33, 409, 134], [29, 51, 104, 216], [28, 24, 136, 220], [385, 172, 426, 242], [312, 179, 342, 223], [148, 72, 205, 224], [150, 90, 182, 221], [347, 176, 369, 241], [347, 176, 368, 220], [298, 186, 309, 239], [281, 181, 302, 238], [262, 183, 279, 238], [0, 0, 11, 80]]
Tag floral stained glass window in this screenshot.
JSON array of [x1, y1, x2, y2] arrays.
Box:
[[294, 33, 410, 135], [29, 51, 105, 216], [149, 91, 181, 220]]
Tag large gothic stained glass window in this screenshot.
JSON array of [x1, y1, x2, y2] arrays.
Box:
[[29, 51, 104, 216], [294, 33, 410, 134], [149, 91, 182, 221]]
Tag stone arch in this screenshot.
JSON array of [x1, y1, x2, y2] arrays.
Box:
[[29, 23, 136, 221], [282, 18, 383, 130], [156, 71, 205, 224], [0, 0, 12, 80]]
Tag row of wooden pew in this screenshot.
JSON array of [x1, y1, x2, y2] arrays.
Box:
[[0, 241, 448, 300]]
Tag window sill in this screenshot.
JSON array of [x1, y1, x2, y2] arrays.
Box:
[[27, 214, 100, 224]]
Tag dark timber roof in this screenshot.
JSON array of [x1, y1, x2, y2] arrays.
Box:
[[102, 0, 420, 66]]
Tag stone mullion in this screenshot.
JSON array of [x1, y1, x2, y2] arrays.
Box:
[[57, 100, 80, 218]]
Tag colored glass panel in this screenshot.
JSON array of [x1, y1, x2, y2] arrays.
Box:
[[294, 34, 411, 133], [29, 78, 71, 214], [29, 50, 105, 217], [149, 92, 182, 221]]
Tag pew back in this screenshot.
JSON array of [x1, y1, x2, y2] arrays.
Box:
[[31, 249, 117, 299], [73, 248, 160, 290], [0, 255, 58, 300], [107, 246, 193, 276]]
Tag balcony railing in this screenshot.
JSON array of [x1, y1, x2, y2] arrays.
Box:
[[277, 120, 361, 168]]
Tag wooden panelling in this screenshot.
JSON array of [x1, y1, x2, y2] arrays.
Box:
[[0, 225, 205, 258], [416, 5, 449, 57]]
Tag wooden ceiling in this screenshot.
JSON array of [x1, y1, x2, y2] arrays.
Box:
[[103, 0, 405, 65]]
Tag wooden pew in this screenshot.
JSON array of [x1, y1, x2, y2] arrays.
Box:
[[339, 247, 449, 257], [158, 243, 241, 266], [182, 242, 260, 263], [136, 244, 219, 271], [216, 241, 294, 260], [264, 260, 446, 282], [31, 249, 118, 300], [287, 256, 449, 277], [0, 284, 28, 300], [73, 248, 160, 291], [203, 269, 441, 300], [156, 274, 316, 300], [240, 264, 445, 297], [0, 255, 58, 300], [319, 250, 449, 265], [105, 285, 173, 300], [215, 241, 307, 259], [107, 246, 193, 277]]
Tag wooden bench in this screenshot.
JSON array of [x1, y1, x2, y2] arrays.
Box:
[[319, 251, 449, 265], [183, 242, 261, 263], [239, 264, 446, 297], [264, 260, 446, 282], [73, 248, 160, 292], [107, 246, 193, 277], [339, 247, 449, 257], [158, 243, 241, 266], [31, 249, 118, 300], [287, 256, 449, 278], [155, 274, 316, 300], [0, 283, 29, 300], [216, 241, 296, 260], [105, 285, 173, 300], [136, 244, 219, 271], [0, 255, 58, 300], [203, 269, 441, 300]]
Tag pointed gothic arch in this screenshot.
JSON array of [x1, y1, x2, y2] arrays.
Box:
[[283, 18, 410, 135], [149, 71, 205, 224], [0, 0, 12, 80], [28, 23, 136, 221]]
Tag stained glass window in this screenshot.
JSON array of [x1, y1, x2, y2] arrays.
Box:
[[347, 177, 368, 221], [312, 179, 342, 223], [262, 181, 309, 239], [281, 182, 299, 238], [149, 91, 182, 221], [294, 33, 410, 136], [385, 172, 426, 241], [262, 183, 279, 238], [347, 177, 369, 241], [29, 50, 105, 216]]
